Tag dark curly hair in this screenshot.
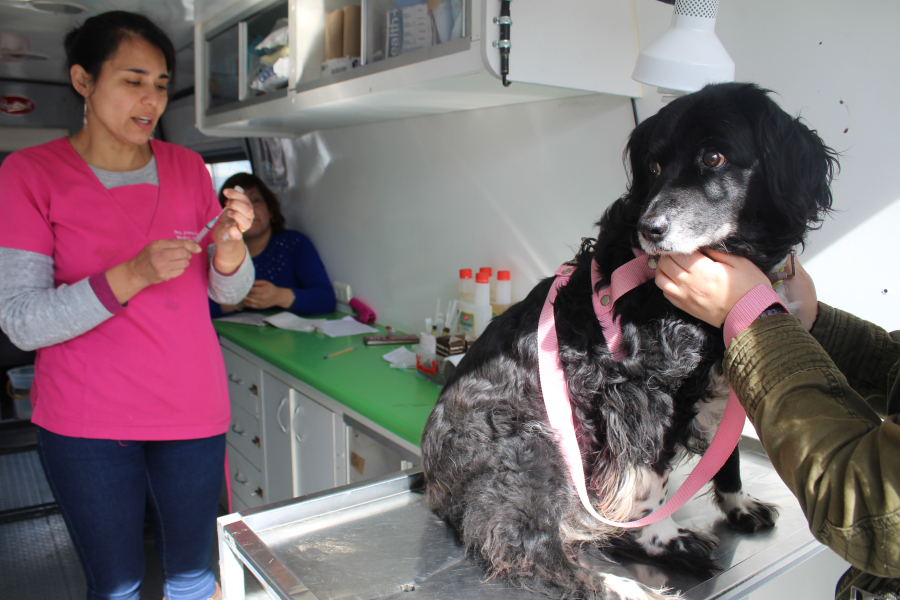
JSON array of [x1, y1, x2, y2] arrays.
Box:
[[218, 173, 287, 235]]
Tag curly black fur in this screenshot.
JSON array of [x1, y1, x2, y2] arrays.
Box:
[[421, 82, 837, 600]]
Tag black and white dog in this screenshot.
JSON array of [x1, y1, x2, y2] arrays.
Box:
[[421, 83, 838, 600]]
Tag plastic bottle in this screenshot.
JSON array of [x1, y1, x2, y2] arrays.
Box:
[[458, 272, 492, 339], [479, 267, 495, 302], [458, 268, 474, 304], [492, 270, 511, 317]]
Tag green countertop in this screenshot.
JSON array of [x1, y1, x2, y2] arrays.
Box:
[[213, 314, 441, 448]]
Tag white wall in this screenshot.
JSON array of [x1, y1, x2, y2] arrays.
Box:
[[277, 0, 900, 335], [281, 93, 636, 332]]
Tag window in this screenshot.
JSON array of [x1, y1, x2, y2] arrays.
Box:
[[206, 159, 253, 196]]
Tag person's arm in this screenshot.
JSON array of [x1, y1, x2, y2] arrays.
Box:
[[207, 244, 254, 306], [0, 247, 119, 350], [726, 315, 900, 578], [656, 250, 900, 576], [808, 302, 900, 415], [289, 234, 335, 315]]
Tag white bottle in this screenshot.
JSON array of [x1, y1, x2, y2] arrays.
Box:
[[479, 267, 495, 303], [458, 268, 475, 304], [458, 272, 492, 339], [492, 270, 511, 317]]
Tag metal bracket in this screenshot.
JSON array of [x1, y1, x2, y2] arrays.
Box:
[[495, 0, 512, 86]]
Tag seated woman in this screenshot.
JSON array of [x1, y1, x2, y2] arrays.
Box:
[[210, 173, 335, 317]]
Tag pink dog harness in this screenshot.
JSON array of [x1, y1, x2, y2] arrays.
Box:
[[537, 250, 747, 528]]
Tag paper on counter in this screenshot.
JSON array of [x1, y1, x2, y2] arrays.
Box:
[[214, 313, 267, 326], [263, 311, 327, 332], [317, 316, 378, 338], [382, 346, 417, 366]]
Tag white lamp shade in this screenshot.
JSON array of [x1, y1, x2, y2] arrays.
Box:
[[632, 1, 735, 93]]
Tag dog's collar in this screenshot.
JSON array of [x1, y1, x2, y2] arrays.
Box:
[[538, 250, 746, 529]]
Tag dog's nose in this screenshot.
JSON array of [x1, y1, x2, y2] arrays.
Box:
[[639, 214, 669, 242]]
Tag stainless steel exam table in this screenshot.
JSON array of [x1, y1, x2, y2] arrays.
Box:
[[217, 438, 826, 600]]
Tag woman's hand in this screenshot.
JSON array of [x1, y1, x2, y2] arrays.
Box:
[[780, 255, 818, 331], [654, 250, 770, 327], [240, 280, 295, 310], [107, 239, 201, 304], [212, 187, 254, 274]]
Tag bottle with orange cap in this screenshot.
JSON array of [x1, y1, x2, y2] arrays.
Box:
[[492, 270, 512, 317], [458, 268, 475, 304], [457, 271, 492, 339]]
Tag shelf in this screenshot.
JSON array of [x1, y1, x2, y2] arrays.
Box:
[[195, 0, 642, 137]]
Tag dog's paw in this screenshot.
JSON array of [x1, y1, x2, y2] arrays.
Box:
[[716, 491, 779, 532], [595, 573, 680, 600], [636, 517, 717, 559]]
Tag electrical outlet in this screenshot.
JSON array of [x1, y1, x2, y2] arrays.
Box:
[[333, 281, 352, 304]]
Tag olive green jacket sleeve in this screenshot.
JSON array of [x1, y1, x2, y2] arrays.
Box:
[[723, 305, 900, 578]]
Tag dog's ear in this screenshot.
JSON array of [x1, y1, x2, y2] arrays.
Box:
[[751, 90, 839, 238], [624, 114, 656, 201]]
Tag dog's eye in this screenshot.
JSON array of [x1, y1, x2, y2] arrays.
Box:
[[702, 151, 725, 168], [649, 161, 661, 176]]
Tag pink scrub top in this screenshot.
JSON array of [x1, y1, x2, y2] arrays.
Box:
[[0, 138, 230, 440]]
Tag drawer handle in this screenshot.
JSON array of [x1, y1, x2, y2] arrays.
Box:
[[293, 407, 303, 443], [277, 397, 288, 433], [228, 373, 243, 384], [231, 423, 246, 435], [252, 436, 261, 448], [234, 471, 249, 485], [252, 487, 263, 498], [249, 384, 259, 396]]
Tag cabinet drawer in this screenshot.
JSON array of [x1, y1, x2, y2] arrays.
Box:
[[226, 405, 262, 470], [226, 444, 266, 510], [222, 347, 261, 418]]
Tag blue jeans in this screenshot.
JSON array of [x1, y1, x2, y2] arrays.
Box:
[[37, 427, 225, 600]]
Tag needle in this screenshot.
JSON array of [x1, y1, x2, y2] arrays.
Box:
[[193, 185, 244, 243]]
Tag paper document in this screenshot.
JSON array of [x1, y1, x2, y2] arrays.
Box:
[[213, 313, 266, 326], [383, 346, 417, 369], [263, 312, 328, 332], [317, 316, 378, 338]]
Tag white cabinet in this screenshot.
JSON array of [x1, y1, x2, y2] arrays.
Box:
[[291, 389, 346, 496], [222, 347, 332, 508], [194, 0, 641, 137], [261, 372, 293, 503], [220, 341, 418, 511]]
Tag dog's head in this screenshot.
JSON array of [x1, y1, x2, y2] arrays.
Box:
[[624, 82, 839, 272]]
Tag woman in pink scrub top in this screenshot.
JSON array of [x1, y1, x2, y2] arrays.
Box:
[[0, 11, 254, 600]]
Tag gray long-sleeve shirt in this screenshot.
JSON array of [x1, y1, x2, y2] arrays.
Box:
[[0, 246, 253, 351]]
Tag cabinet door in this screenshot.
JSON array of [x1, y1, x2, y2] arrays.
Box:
[[291, 390, 344, 497], [261, 372, 293, 504]]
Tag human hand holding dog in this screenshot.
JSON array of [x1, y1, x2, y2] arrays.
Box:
[[780, 255, 818, 331], [655, 250, 770, 327]]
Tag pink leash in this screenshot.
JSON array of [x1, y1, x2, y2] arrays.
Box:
[[537, 251, 746, 528]]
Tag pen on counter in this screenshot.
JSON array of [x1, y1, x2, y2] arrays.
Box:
[[324, 345, 357, 359], [193, 185, 244, 243]]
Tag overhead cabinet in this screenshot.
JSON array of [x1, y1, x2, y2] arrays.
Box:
[[194, 0, 642, 137]]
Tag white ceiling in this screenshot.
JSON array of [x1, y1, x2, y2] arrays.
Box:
[[0, 0, 196, 90]]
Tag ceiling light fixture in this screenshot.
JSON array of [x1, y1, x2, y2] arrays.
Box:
[[632, 0, 734, 97]]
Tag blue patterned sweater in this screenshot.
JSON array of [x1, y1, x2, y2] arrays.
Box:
[[209, 230, 335, 317]]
